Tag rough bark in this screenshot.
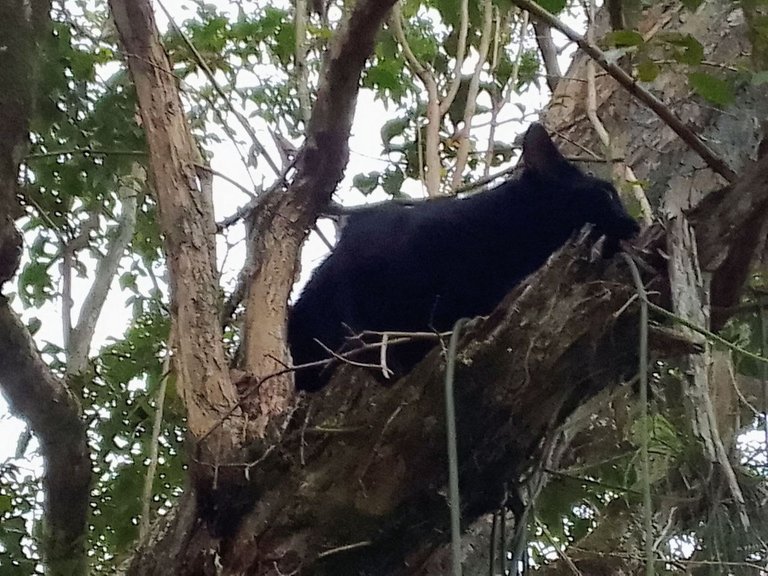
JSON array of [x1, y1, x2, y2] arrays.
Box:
[[109, 0, 239, 455], [507, 2, 768, 571], [539, 0, 768, 323], [543, 1, 768, 212], [0, 301, 91, 575], [0, 0, 42, 285], [238, 0, 399, 437], [532, 20, 561, 93], [109, 0, 401, 560], [0, 3, 92, 575]]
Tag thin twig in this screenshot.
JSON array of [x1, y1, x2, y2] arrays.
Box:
[[156, 0, 283, 179], [139, 341, 172, 542], [317, 541, 372, 559], [194, 163, 258, 199], [648, 301, 768, 366]]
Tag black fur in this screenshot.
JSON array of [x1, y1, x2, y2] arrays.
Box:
[[289, 124, 639, 391]]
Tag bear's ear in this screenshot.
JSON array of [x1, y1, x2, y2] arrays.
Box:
[[521, 123, 568, 175]]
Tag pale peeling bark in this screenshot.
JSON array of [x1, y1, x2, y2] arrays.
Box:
[[67, 169, 140, 376], [667, 215, 750, 529], [543, 1, 767, 212], [239, 0, 399, 437], [539, 0, 768, 324], [516, 0, 736, 183], [109, 1, 238, 451]]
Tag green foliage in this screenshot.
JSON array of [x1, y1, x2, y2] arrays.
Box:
[[657, 32, 705, 65], [606, 29, 645, 47], [352, 172, 381, 196], [352, 168, 408, 198], [86, 305, 185, 570], [0, 463, 41, 575], [536, 0, 567, 15], [636, 58, 660, 82], [687, 71, 735, 106]]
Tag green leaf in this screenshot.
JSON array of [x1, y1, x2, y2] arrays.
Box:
[[637, 60, 660, 82], [606, 30, 645, 47], [352, 172, 380, 195], [536, 0, 567, 14], [364, 61, 404, 93], [380, 117, 409, 148], [27, 317, 42, 335], [434, 0, 461, 27], [688, 72, 734, 106], [119, 271, 138, 292], [658, 32, 704, 65], [18, 260, 53, 307], [382, 168, 406, 197]]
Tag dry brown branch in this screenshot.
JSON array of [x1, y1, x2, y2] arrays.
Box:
[[156, 0, 283, 179]]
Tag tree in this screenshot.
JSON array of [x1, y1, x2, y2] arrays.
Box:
[[0, 0, 767, 575]]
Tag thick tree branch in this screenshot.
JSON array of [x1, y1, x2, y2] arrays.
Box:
[[156, 0, 283, 180], [689, 152, 768, 327], [0, 0, 39, 286], [532, 20, 561, 93], [0, 3, 91, 575], [238, 0, 399, 435], [0, 300, 90, 575], [109, 0, 238, 449]]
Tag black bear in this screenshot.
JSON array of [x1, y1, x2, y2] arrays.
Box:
[[288, 123, 639, 391]]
